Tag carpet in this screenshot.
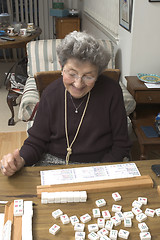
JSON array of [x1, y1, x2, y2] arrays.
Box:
[[0, 85, 27, 132]]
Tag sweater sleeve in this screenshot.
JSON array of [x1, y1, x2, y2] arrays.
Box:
[[20, 93, 51, 166], [101, 84, 131, 162]]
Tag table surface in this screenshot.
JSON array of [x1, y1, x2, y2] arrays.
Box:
[[125, 76, 160, 91], [0, 160, 160, 240], [0, 27, 41, 49]]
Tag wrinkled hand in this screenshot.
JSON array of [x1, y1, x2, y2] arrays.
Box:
[[0, 149, 25, 176]]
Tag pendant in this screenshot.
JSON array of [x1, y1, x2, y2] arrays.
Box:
[[75, 109, 78, 113]]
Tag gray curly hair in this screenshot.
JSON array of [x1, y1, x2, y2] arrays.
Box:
[[56, 31, 111, 74]]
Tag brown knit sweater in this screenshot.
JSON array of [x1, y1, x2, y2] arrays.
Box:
[[20, 74, 131, 166]]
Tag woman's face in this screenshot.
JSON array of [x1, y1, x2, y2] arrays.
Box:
[[62, 58, 99, 99]]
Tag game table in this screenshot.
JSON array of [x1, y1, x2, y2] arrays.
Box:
[[0, 27, 41, 51], [0, 160, 160, 239]]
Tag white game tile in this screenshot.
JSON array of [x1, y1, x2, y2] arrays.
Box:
[[49, 224, 60, 235], [70, 215, 79, 226], [102, 210, 111, 220], [97, 228, 109, 237], [112, 204, 122, 213], [140, 231, 151, 240], [52, 209, 63, 219], [74, 223, 85, 232], [80, 213, 91, 223], [109, 229, 118, 240], [138, 222, 149, 232], [92, 208, 101, 218], [97, 218, 105, 228], [95, 199, 106, 207], [88, 224, 99, 232], [118, 229, 130, 239], [60, 214, 70, 224], [88, 232, 99, 240], [75, 231, 85, 240], [136, 213, 147, 222], [155, 208, 160, 217], [145, 208, 155, 217], [112, 192, 121, 201], [124, 218, 132, 227], [138, 197, 148, 205]]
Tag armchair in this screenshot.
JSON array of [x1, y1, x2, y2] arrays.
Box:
[[35, 69, 120, 97], [18, 39, 136, 132], [34, 69, 135, 135]]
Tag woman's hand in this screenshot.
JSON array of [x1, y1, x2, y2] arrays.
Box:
[[0, 149, 25, 176]]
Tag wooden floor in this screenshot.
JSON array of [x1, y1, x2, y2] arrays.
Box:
[[0, 131, 27, 159]]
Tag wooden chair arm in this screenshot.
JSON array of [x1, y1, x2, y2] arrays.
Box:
[[102, 69, 121, 82], [34, 71, 61, 97]]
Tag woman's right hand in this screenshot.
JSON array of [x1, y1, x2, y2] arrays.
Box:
[[0, 149, 25, 177]]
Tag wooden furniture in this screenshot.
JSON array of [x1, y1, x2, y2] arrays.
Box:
[[34, 69, 121, 97], [37, 175, 153, 197], [0, 160, 160, 239], [4, 201, 22, 240], [6, 85, 23, 126], [56, 17, 80, 38], [126, 76, 160, 160], [17, 39, 116, 129], [0, 131, 27, 160], [1, 27, 42, 126], [35, 70, 62, 97], [0, 27, 42, 50], [34, 69, 135, 135]]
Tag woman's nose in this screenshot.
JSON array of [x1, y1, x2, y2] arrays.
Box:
[[73, 77, 84, 88]]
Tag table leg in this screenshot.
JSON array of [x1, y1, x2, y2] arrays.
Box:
[[139, 144, 147, 160], [7, 91, 20, 126]]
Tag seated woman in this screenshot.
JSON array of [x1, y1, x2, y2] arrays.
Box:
[[0, 31, 131, 176]]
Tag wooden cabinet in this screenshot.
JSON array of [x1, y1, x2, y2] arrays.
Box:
[[56, 17, 80, 39], [126, 76, 160, 105], [126, 76, 160, 119], [126, 76, 160, 160]]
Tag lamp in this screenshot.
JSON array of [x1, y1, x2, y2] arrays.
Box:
[[68, 0, 79, 17], [0, 13, 10, 30]]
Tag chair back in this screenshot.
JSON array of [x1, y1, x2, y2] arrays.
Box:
[[35, 70, 61, 97], [103, 69, 120, 82], [34, 69, 120, 98], [26, 39, 115, 77]]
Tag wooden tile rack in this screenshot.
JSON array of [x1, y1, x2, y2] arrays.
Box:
[[4, 201, 22, 240], [37, 175, 153, 198]]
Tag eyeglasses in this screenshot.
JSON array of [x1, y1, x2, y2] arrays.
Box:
[[63, 69, 97, 83]]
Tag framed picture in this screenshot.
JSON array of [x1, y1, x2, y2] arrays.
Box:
[[119, 0, 133, 32]]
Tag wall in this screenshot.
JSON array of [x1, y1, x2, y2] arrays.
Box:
[[131, 1, 160, 75], [82, 0, 118, 41], [81, 12, 119, 75], [82, 14, 112, 39], [119, 0, 160, 84], [81, 0, 160, 85]]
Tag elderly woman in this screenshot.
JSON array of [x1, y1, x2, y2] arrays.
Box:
[[1, 31, 131, 176]]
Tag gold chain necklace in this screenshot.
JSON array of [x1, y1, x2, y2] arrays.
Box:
[[70, 94, 86, 113], [65, 89, 91, 164]]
